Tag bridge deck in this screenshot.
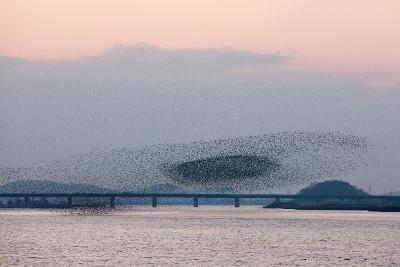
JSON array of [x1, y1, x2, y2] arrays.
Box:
[[1, 193, 399, 199]]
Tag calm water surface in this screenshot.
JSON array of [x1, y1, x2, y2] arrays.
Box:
[[1, 206, 399, 266]]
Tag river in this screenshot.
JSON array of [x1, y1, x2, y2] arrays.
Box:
[[1, 206, 399, 266]]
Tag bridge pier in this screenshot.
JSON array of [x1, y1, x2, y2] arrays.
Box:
[[40, 197, 47, 205], [152, 196, 158, 207], [110, 196, 116, 208], [67, 196, 72, 207], [193, 197, 199, 207], [234, 197, 240, 208]]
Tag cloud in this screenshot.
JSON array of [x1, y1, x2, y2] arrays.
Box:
[[0, 45, 399, 192], [102, 44, 289, 69], [0, 44, 288, 72]]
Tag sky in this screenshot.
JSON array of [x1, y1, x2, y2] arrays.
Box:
[[1, 1, 400, 192], [1, 0, 400, 85]]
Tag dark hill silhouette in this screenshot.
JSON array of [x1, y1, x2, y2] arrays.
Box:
[[0, 180, 113, 194], [136, 183, 236, 194], [138, 183, 186, 193], [385, 191, 400, 196], [299, 180, 368, 196]]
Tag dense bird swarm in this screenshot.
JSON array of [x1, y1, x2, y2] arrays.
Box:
[[166, 155, 279, 184], [0, 132, 374, 192]]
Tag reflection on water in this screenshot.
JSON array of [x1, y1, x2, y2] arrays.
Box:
[[1, 206, 399, 266]]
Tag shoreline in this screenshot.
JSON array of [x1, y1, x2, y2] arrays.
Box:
[[264, 202, 400, 212]]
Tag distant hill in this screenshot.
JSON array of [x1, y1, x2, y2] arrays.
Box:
[[299, 180, 368, 196], [386, 191, 400, 196], [0, 180, 269, 206], [0, 180, 113, 194], [0, 180, 221, 195], [137, 183, 186, 193], [136, 183, 236, 194]]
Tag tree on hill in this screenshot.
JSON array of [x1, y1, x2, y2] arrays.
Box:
[[299, 180, 368, 196]]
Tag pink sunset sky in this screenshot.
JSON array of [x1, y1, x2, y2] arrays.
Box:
[[1, 0, 400, 86]]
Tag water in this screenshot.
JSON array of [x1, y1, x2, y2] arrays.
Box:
[[1, 206, 399, 266]]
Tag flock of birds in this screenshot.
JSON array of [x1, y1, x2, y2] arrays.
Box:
[[0, 131, 374, 193]]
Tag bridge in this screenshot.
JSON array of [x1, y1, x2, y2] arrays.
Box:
[[1, 193, 400, 208]]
